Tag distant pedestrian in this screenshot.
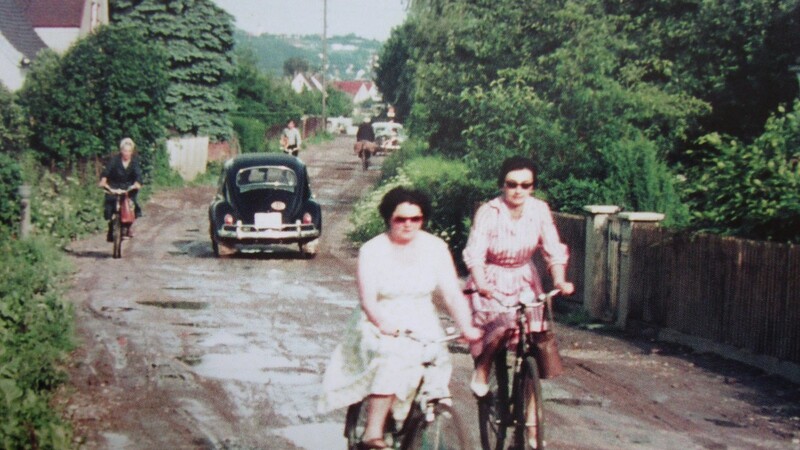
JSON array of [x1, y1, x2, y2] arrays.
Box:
[[354, 117, 377, 166], [281, 119, 302, 157]]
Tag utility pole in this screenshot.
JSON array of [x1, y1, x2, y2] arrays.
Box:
[[321, 0, 328, 132]]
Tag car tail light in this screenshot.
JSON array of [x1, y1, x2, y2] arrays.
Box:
[[224, 214, 234, 225], [302, 213, 313, 224]]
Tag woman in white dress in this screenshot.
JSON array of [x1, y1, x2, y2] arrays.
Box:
[[319, 187, 482, 449]]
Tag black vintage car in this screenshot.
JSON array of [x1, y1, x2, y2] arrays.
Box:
[[208, 154, 321, 257]]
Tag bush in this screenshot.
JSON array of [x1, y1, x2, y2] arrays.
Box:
[[232, 116, 267, 154], [0, 154, 22, 228], [0, 233, 74, 448], [349, 156, 494, 269], [29, 170, 105, 245]]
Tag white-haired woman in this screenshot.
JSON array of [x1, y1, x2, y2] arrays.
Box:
[[98, 137, 142, 240]]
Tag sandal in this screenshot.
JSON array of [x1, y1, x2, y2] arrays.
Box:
[[359, 437, 389, 449], [526, 423, 542, 449]]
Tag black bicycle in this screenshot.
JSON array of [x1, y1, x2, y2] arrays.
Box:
[[104, 187, 135, 259], [344, 329, 472, 450], [475, 289, 561, 450]]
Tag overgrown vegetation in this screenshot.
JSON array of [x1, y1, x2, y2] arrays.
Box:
[[17, 25, 169, 173], [0, 234, 74, 448], [365, 0, 800, 248], [110, 0, 236, 140]]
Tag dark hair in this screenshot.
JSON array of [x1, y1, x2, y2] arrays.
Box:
[[497, 156, 538, 188], [378, 186, 431, 227]]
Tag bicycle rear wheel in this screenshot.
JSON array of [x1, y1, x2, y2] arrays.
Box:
[[513, 356, 544, 449], [478, 349, 510, 450], [403, 403, 470, 450], [112, 214, 122, 259]]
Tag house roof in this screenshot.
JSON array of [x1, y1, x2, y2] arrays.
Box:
[[0, 0, 47, 59], [15, 0, 85, 28], [332, 81, 373, 97]]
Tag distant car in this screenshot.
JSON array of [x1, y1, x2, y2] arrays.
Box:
[[208, 153, 321, 257], [372, 122, 406, 153]]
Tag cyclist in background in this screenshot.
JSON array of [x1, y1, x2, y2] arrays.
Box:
[[281, 119, 302, 156], [354, 116, 377, 163], [99, 137, 142, 241]]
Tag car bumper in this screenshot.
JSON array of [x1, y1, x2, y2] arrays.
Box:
[[216, 223, 320, 244]]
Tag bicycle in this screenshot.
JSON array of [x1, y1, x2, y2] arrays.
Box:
[[104, 186, 135, 259], [471, 289, 561, 450], [344, 329, 472, 449]]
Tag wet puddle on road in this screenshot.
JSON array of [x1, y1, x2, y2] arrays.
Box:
[[137, 300, 209, 310]]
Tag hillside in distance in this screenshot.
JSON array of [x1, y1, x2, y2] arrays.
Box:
[[234, 30, 382, 80]]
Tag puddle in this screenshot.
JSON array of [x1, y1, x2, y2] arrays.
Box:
[[192, 351, 296, 384], [275, 422, 345, 450], [137, 300, 208, 310], [101, 432, 131, 449]]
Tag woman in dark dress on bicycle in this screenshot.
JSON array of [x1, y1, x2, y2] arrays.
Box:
[[98, 137, 142, 241], [463, 156, 574, 447]]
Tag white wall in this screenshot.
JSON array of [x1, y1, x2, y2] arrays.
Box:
[[0, 37, 26, 91], [167, 136, 209, 181], [35, 28, 80, 53]]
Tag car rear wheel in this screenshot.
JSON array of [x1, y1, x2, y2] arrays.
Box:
[[210, 228, 235, 258]]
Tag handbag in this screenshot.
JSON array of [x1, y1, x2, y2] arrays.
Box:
[[530, 295, 564, 379], [120, 194, 135, 224]]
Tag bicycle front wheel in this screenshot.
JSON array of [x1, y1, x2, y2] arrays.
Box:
[[344, 401, 366, 450], [478, 349, 510, 450], [403, 403, 471, 450], [514, 356, 544, 450], [112, 214, 122, 259]]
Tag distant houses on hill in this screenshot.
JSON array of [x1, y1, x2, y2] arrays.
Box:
[[0, 0, 109, 90], [290, 73, 381, 104]]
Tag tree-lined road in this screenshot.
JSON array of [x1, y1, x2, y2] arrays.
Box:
[[63, 136, 799, 449]]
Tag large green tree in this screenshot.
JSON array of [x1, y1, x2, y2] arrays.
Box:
[[110, 0, 237, 140], [17, 25, 169, 170]]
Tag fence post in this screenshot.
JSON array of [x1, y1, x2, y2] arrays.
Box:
[[614, 212, 665, 329], [582, 205, 620, 320], [18, 184, 32, 238]]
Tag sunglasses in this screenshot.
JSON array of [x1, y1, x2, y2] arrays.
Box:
[[392, 215, 424, 224], [504, 180, 534, 190]]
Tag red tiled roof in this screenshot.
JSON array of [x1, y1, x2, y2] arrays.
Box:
[[15, 0, 84, 28], [331, 80, 372, 96]]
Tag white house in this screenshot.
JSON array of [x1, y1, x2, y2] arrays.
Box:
[[0, 0, 108, 91], [290, 72, 324, 94]]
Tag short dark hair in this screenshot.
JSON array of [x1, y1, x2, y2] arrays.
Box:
[[378, 186, 431, 227], [497, 156, 538, 188]]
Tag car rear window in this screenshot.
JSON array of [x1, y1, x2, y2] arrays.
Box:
[[236, 166, 297, 193]]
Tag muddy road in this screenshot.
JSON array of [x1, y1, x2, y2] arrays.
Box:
[[64, 136, 799, 449]]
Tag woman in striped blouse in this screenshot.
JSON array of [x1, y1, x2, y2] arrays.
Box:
[[463, 156, 575, 399]]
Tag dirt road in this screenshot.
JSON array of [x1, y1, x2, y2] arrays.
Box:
[[63, 136, 799, 449]]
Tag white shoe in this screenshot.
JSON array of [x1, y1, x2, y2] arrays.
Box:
[[470, 372, 489, 397]]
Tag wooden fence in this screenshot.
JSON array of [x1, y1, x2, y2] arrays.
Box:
[[627, 228, 800, 364], [550, 209, 800, 378], [534, 213, 586, 307]]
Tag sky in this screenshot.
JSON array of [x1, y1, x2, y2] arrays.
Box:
[[212, 0, 409, 41]]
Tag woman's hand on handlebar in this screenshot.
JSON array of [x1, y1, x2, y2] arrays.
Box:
[[554, 281, 575, 296], [460, 325, 483, 343]]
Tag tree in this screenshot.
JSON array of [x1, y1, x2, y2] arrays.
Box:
[[17, 25, 169, 170], [110, 0, 237, 140], [283, 57, 310, 78], [374, 22, 416, 122]]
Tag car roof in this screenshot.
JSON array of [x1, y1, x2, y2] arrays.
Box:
[[372, 121, 403, 128], [224, 153, 307, 175]]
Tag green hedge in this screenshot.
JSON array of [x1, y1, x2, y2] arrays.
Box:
[[349, 154, 494, 268], [0, 234, 74, 448]]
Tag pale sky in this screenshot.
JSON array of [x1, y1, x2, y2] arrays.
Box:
[[213, 0, 409, 41]]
